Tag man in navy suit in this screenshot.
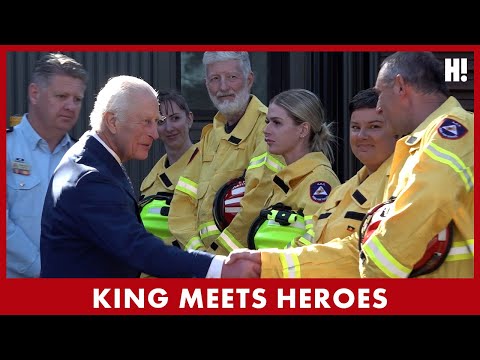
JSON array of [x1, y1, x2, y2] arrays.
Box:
[[40, 75, 259, 278]]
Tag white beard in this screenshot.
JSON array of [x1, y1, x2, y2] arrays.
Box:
[[209, 86, 251, 116]]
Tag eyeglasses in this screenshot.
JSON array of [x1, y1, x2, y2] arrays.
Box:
[[138, 115, 167, 128], [158, 115, 167, 124]]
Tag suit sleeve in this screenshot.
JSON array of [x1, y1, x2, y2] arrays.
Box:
[[70, 171, 213, 278]]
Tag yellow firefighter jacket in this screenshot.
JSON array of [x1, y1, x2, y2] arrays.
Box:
[[313, 156, 392, 245], [138, 145, 199, 279], [260, 155, 392, 278], [359, 96, 473, 278], [139, 144, 198, 246], [252, 152, 340, 248], [141, 145, 198, 197], [169, 95, 282, 254], [263, 152, 339, 216], [215, 150, 285, 254]]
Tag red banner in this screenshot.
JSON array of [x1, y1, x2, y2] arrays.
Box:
[[1, 44, 478, 315], [0, 278, 478, 315]]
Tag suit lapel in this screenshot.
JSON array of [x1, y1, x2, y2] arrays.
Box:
[[85, 133, 137, 200]]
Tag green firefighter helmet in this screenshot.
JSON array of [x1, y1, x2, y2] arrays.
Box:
[[247, 203, 306, 250], [138, 192, 174, 239]]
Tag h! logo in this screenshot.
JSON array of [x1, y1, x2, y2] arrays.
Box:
[[445, 58, 468, 82]]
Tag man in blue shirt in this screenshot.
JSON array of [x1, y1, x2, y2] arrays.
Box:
[[7, 53, 88, 278]]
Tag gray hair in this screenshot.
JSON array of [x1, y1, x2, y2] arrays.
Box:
[[31, 52, 88, 88], [380, 52, 450, 97], [89, 75, 158, 132], [269, 88, 335, 162], [202, 51, 252, 78]]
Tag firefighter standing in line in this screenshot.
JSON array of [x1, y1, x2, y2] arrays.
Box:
[[139, 90, 198, 252], [242, 88, 398, 278], [247, 89, 340, 250], [287, 88, 397, 249], [169, 51, 284, 255], [359, 51, 473, 278], [231, 52, 473, 279]]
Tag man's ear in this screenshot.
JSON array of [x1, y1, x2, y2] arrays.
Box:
[[246, 72, 254, 90], [104, 112, 117, 134], [395, 74, 407, 95], [28, 83, 40, 105]]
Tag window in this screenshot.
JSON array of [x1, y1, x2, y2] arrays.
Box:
[[180, 52, 268, 118]]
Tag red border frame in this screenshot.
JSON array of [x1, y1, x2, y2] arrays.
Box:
[[1, 44, 478, 315]]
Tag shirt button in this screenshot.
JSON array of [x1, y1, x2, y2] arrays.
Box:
[[19, 182, 25, 187]]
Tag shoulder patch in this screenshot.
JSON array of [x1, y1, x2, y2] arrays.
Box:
[[438, 118, 468, 139], [7, 127, 13, 133], [310, 181, 332, 203]]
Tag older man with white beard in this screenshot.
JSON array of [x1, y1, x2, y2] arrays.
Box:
[[169, 51, 284, 255]]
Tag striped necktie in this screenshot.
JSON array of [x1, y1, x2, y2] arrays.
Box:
[[120, 164, 135, 195]]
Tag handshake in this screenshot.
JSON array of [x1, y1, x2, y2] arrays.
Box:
[[220, 249, 262, 278]]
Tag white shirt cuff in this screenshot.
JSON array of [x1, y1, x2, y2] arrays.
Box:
[[205, 255, 226, 278]]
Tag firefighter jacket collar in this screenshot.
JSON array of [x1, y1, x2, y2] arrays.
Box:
[[212, 95, 267, 144], [350, 155, 393, 208], [140, 145, 197, 193], [275, 152, 332, 190]]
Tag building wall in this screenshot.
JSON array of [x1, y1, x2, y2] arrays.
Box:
[[7, 51, 474, 196]]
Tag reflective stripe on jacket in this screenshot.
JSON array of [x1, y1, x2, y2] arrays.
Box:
[[260, 157, 392, 278], [253, 152, 340, 256], [360, 96, 473, 278], [168, 95, 271, 253], [263, 152, 340, 233], [215, 152, 285, 254]]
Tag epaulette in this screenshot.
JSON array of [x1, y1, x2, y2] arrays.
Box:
[[201, 123, 213, 140], [7, 127, 13, 133]]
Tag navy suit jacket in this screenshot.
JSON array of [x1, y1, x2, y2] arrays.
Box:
[[40, 131, 214, 278]]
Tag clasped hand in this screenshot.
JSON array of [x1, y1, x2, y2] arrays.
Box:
[[221, 249, 262, 278]]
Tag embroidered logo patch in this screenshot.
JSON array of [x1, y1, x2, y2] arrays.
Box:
[[438, 118, 468, 139], [310, 181, 331, 203]]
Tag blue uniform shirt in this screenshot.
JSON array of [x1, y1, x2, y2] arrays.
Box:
[[7, 114, 74, 277]]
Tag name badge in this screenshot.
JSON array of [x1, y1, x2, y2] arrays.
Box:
[[12, 158, 31, 176]]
